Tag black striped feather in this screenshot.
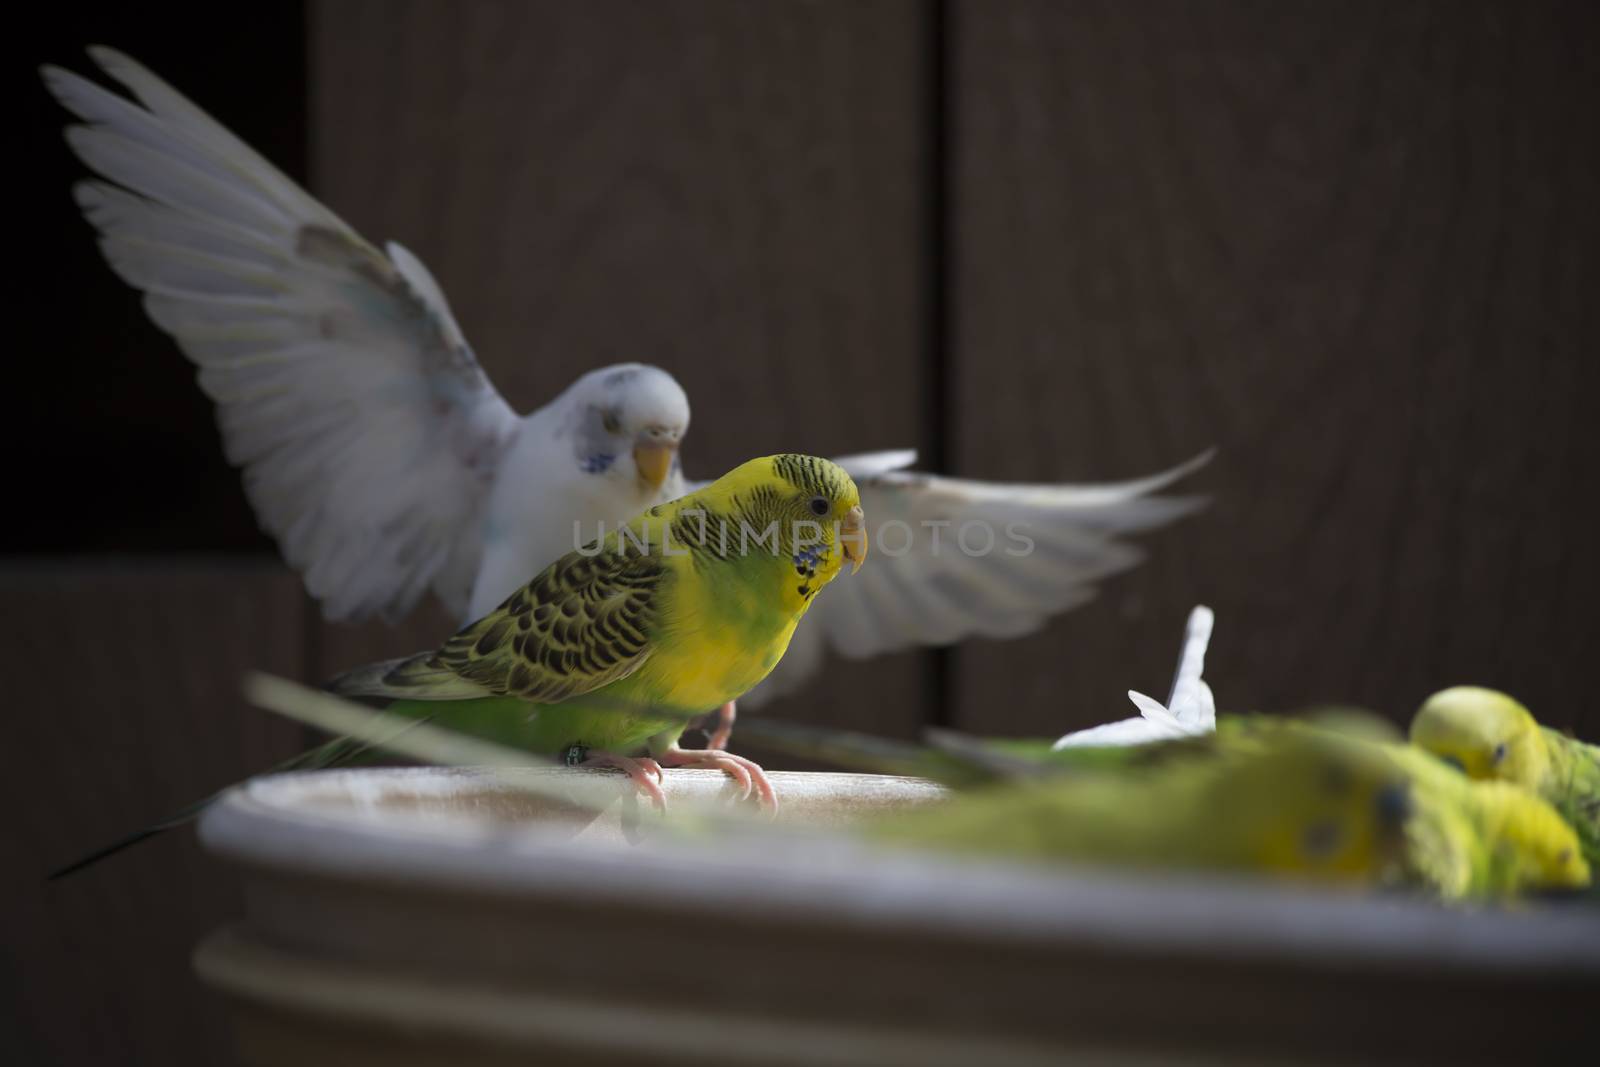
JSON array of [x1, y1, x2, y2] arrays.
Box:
[[429, 549, 665, 702]]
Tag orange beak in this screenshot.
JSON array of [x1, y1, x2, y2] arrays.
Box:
[[633, 440, 676, 493], [840, 505, 867, 574]]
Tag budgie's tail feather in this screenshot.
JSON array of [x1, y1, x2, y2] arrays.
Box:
[[46, 736, 370, 880], [51, 656, 477, 879], [325, 652, 485, 700]]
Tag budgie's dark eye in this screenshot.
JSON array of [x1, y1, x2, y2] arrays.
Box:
[[808, 495, 830, 516], [602, 411, 622, 434], [1492, 742, 1509, 763]]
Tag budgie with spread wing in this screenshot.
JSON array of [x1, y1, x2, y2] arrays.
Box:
[[43, 47, 1211, 751]]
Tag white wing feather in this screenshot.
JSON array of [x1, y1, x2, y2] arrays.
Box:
[[1053, 604, 1217, 749], [1163, 604, 1216, 726], [741, 450, 1214, 708], [44, 49, 521, 621]]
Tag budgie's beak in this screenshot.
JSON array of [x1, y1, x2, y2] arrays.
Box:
[[633, 435, 677, 492], [840, 505, 868, 574]]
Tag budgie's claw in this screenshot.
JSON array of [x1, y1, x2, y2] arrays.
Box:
[[659, 747, 777, 811], [579, 751, 668, 812], [704, 701, 738, 751]]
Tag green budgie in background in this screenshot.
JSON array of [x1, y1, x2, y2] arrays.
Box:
[[1379, 740, 1589, 899], [872, 721, 1417, 889], [743, 607, 1592, 902], [1410, 686, 1600, 865], [764, 712, 1590, 902]]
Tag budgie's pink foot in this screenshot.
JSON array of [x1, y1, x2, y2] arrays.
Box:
[[704, 701, 737, 751], [658, 747, 777, 811], [578, 751, 667, 811]]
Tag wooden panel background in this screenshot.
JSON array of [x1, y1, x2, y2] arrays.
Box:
[[0, 565, 305, 1066], [9, 1, 1598, 1064], [951, 0, 1597, 739]]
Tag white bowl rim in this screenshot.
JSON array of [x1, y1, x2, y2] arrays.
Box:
[[199, 765, 1600, 975]]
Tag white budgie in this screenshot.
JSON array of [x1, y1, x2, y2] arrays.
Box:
[[42, 48, 691, 628]]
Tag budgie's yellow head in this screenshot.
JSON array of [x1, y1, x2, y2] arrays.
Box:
[[1475, 780, 1591, 893], [1409, 687, 1549, 788], [669, 454, 866, 595]]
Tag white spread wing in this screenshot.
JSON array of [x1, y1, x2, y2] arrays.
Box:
[[742, 449, 1214, 708], [44, 49, 521, 621]]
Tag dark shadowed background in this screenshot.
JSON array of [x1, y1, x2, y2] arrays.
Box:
[[7, 1, 1597, 1063]]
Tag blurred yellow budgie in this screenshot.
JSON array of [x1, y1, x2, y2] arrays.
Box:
[[850, 714, 1589, 901], [1410, 686, 1599, 865]]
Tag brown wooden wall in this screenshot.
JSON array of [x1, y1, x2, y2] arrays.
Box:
[[9, 2, 1597, 1064], [949, 0, 1599, 737]]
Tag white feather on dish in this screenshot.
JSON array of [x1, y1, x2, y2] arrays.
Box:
[[1051, 605, 1216, 749]]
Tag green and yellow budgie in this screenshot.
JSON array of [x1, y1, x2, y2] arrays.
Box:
[[748, 713, 1590, 901], [50, 454, 866, 876], [325, 452, 866, 809], [1379, 741, 1589, 899], [872, 724, 1415, 888], [1410, 686, 1600, 865]]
